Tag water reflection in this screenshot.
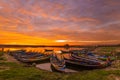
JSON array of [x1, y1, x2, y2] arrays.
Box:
[[4, 47, 83, 60], [4, 47, 83, 52]]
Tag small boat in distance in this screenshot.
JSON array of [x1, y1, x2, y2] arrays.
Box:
[[44, 49, 54, 55], [50, 54, 66, 72], [44, 49, 54, 52], [61, 50, 70, 54]]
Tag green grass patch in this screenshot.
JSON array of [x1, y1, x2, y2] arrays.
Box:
[[0, 57, 6, 61], [98, 47, 116, 53], [116, 52, 120, 60], [96, 47, 120, 56], [0, 51, 4, 56], [0, 62, 120, 80]]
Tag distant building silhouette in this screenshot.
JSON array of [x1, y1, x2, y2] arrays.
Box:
[[64, 44, 70, 49]]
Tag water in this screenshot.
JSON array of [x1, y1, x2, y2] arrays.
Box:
[[4, 47, 83, 52], [3, 47, 82, 59]]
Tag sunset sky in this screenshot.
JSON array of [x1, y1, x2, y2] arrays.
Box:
[[0, 0, 120, 45]]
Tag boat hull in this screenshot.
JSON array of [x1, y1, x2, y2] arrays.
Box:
[[50, 55, 65, 73], [64, 57, 109, 69], [16, 56, 50, 63], [50, 64, 65, 73]]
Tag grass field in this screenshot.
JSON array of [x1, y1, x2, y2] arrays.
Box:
[[0, 62, 120, 80], [96, 47, 120, 59], [0, 51, 6, 61]]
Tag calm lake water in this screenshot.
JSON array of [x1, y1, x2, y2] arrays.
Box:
[[4, 47, 83, 52]]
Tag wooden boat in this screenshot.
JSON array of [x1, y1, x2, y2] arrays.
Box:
[[50, 54, 66, 72], [44, 49, 54, 52], [94, 55, 115, 62], [64, 53, 109, 68], [71, 50, 115, 62], [61, 50, 70, 54], [17, 55, 50, 63], [8, 50, 26, 56], [44, 49, 54, 55], [11, 51, 50, 63], [65, 57, 108, 68]]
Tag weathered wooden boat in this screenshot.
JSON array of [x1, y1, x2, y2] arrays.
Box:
[[88, 52, 115, 62], [71, 50, 115, 62], [64, 52, 110, 68], [65, 57, 109, 68], [8, 50, 26, 56], [10, 51, 50, 63], [90, 54, 115, 62], [50, 54, 66, 72], [44, 49, 54, 52], [44, 49, 54, 55], [17, 55, 50, 63], [61, 50, 70, 53]]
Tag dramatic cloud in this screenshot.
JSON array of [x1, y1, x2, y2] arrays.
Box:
[[0, 0, 120, 45]]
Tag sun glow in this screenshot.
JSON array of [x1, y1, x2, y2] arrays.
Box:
[[55, 40, 67, 42]]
